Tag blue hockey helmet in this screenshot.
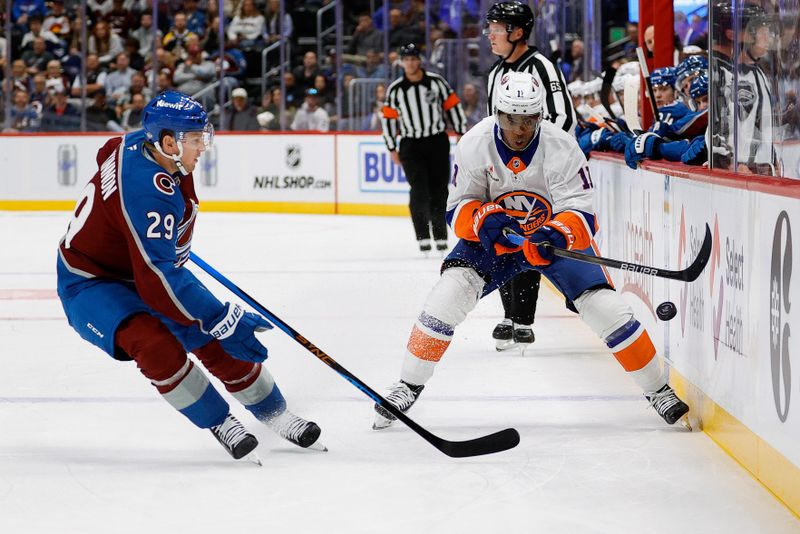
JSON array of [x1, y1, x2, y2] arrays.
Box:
[[676, 55, 708, 87], [689, 73, 709, 99], [142, 91, 213, 175], [650, 67, 677, 88]]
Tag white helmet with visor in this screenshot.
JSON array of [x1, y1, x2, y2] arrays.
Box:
[[494, 71, 544, 138]]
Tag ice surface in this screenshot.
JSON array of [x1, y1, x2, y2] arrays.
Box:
[[0, 211, 797, 533]]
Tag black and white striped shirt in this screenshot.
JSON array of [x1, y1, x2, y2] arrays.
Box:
[[381, 70, 468, 151], [487, 47, 577, 136]]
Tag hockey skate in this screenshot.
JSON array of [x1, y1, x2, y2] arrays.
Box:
[[435, 239, 448, 255], [418, 239, 433, 258], [373, 380, 425, 430], [211, 413, 261, 464], [492, 320, 535, 353], [265, 410, 327, 451], [646, 385, 690, 426]]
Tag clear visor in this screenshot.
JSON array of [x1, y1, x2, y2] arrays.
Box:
[[482, 21, 508, 35], [178, 123, 214, 150], [497, 111, 541, 131]]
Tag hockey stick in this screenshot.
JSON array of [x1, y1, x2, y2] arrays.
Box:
[[189, 252, 521, 458], [623, 74, 644, 134], [504, 223, 712, 282], [599, 66, 619, 120], [636, 47, 659, 120]]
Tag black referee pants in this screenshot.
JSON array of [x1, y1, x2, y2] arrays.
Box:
[[398, 132, 451, 242]]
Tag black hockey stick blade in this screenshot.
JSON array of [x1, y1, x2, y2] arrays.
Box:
[[189, 252, 521, 458], [600, 66, 618, 120], [505, 224, 712, 282]]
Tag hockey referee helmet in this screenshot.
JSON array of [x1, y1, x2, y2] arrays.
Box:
[[484, 1, 535, 40], [398, 43, 421, 58]]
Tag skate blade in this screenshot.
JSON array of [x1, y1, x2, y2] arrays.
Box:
[[307, 440, 328, 452], [372, 414, 395, 430], [244, 452, 263, 466], [679, 415, 693, 431], [495, 339, 517, 351]]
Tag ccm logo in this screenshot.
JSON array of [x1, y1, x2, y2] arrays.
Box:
[[620, 263, 658, 275]]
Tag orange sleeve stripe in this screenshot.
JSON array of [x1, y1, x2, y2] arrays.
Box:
[[443, 93, 461, 111], [612, 330, 656, 371], [453, 200, 482, 241], [407, 326, 451, 362], [382, 106, 399, 119], [553, 211, 592, 250]]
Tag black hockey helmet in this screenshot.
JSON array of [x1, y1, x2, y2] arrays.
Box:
[[711, 1, 771, 44], [485, 1, 535, 40], [399, 43, 421, 58]]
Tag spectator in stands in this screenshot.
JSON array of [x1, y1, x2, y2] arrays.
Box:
[[120, 92, 146, 130], [0, 31, 7, 73], [163, 12, 197, 58], [156, 69, 175, 92], [9, 59, 32, 93], [30, 73, 50, 107], [202, 14, 222, 54], [293, 51, 320, 93], [43, 0, 71, 40], [348, 13, 383, 59], [44, 59, 68, 95], [360, 48, 388, 79], [21, 37, 55, 75], [184, 0, 207, 37], [104, 0, 136, 37], [388, 8, 422, 49], [313, 74, 335, 116], [265, 0, 293, 44], [85, 89, 123, 132], [43, 87, 79, 130], [131, 12, 162, 61], [173, 37, 215, 99], [88, 0, 115, 18], [562, 38, 584, 82], [21, 13, 61, 50], [257, 86, 282, 130], [12, 0, 46, 26], [115, 71, 151, 116], [291, 88, 330, 132], [226, 0, 265, 49], [623, 21, 638, 59], [6, 88, 41, 132], [89, 20, 124, 66], [105, 52, 138, 104], [461, 82, 481, 130], [124, 37, 145, 71], [363, 82, 386, 131], [283, 71, 303, 109], [71, 53, 107, 98], [227, 87, 261, 131], [643, 25, 655, 55]]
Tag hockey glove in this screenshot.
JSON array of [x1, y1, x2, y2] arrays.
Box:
[[522, 220, 576, 267], [625, 132, 662, 169], [473, 203, 523, 255], [609, 132, 633, 153], [681, 135, 707, 165], [209, 303, 272, 362]]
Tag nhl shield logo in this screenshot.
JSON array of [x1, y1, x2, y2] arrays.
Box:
[[286, 144, 301, 168]]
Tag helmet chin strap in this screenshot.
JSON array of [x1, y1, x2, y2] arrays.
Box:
[[503, 29, 524, 61], [153, 139, 190, 176]]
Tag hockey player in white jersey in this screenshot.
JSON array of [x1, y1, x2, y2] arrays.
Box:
[[373, 72, 689, 430]]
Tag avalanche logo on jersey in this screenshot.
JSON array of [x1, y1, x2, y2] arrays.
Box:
[[153, 172, 176, 195], [494, 191, 552, 234]]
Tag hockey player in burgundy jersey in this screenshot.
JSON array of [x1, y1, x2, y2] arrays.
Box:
[[56, 91, 324, 462], [372, 73, 689, 430]]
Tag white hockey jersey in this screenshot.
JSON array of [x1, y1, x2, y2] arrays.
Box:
[[447, 116, 596, 242]]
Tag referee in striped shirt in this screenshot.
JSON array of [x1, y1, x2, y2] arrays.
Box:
[[483, 1, 577, 350], [382, 43, 468, 254]]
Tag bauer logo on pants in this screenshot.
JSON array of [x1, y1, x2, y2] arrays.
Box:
[[770, 210, 792, 422]]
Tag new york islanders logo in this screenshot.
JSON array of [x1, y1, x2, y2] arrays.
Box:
[[494, 191, 552, 234], [153, 172, 176, 195]]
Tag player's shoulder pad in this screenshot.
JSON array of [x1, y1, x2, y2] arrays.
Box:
[[456, 117, 495, 155], [119, 131, 183, 207]]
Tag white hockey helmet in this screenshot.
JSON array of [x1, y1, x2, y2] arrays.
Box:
[[494, 71, 544, 117]]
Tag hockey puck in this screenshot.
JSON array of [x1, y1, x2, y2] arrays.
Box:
[[656, 301, 677, 321]]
